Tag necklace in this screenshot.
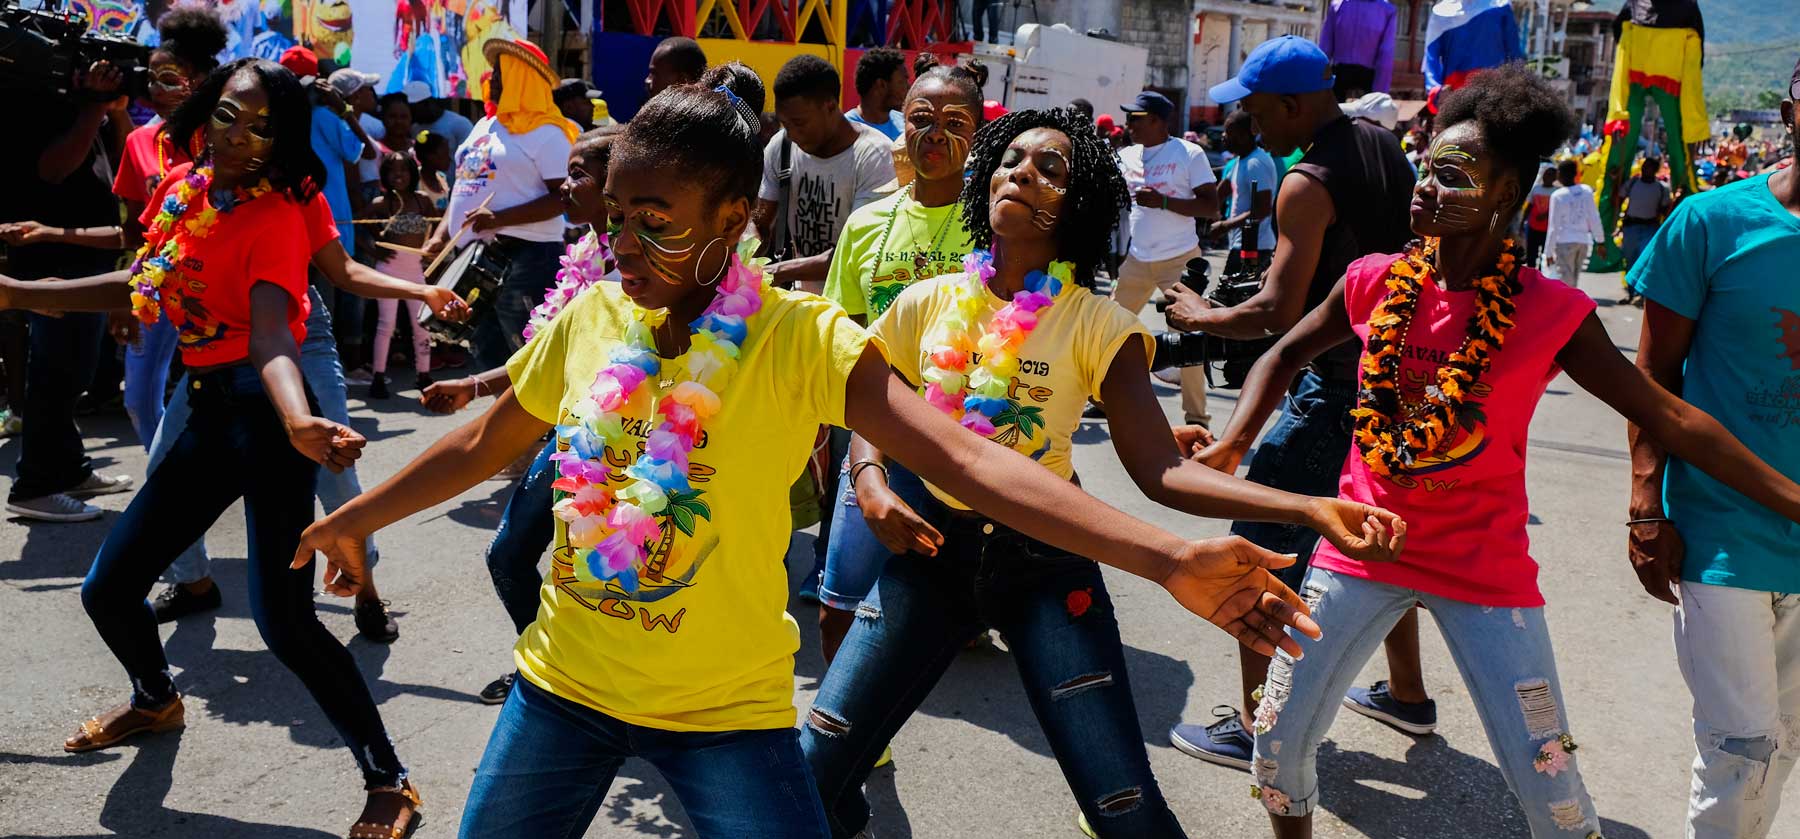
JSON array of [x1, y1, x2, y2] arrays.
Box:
[[127, 162, 272, 325], [550, 238, 769, 593], [1350, 236, 1521, 477], [920, 251, 1069, 435], [872, 184, 958, 271], [523, 229, 612, 341]]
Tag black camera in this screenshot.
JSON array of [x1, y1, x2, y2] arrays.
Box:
[[0, 1, 150, 99], [1149, 253, 1278, 389]]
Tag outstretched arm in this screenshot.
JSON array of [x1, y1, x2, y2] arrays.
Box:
[[1560, 312, 1800, 525], [1198, 277, 1358, 474], [0, 270, 132, 312], [1103, 337, 1402, 563], [293, 389, 549, 593], [310, 239, 469, 319], [845, 346, 1321, 656], [248, 283, 364, 473]]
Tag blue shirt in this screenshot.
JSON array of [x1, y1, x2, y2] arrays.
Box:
[[1227, 147, 1278, 252], [845, 108, 903, 141], [309, 104, 366, 256], [1628, 173, 1800, 594]]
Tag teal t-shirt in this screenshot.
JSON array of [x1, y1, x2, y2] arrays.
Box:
[[1628, 173, 1800, 593]]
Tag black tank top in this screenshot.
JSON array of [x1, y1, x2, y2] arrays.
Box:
[[1289, 116, 1417, 381]]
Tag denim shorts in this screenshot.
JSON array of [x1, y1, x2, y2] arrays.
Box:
[[1228, 369, 1356, 590]]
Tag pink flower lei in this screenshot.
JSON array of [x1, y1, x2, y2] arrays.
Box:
[[523, 229, 613, 341]]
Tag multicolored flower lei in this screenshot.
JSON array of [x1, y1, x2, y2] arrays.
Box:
[[523, 229, 612, 341], [1350, 237, 1521, 477], [919, 251, 1070, 435], [548, 239, 768, 593], [127, 163, 271, 325]]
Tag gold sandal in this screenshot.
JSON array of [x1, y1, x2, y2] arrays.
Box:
[[64, 697, 185, 753], [347, 779, 423, 839]]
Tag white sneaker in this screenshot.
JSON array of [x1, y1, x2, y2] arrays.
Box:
[[7, 493, 102, 522], [67, 472, 134, 499], [1152, 367, 1182, 385]]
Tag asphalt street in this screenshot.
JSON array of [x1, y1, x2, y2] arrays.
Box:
[[2, 265, 1793, 839]]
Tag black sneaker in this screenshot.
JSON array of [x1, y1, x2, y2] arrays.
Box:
[[355, 599, 399, 643], [368, 373, 391, 400], [151, 582, 223, 623], [479, 673, 515, 705]]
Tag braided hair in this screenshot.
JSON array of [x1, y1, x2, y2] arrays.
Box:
[[912, 53, 987, 123], [959, 107, 1127, 285]]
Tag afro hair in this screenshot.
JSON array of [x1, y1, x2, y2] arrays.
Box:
[[1434, 63, 1578, 206]]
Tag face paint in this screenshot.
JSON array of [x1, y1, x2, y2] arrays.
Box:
[[624, 209, 695, 286], [903, 98, 977, 178], [1423, 140, 1489, 228]]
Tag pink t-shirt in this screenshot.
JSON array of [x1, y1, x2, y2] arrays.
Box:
[[1311, 254, 1595, 607]]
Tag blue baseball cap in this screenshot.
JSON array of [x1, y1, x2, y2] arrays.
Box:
[[1208, 35, 1335, 104], [1121, 91, 1175, 121]]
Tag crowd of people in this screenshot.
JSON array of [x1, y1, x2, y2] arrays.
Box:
[[0, 16, 1797, 839]]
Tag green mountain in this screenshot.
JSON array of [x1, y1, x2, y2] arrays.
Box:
[[1694, 0, 1800, 113]]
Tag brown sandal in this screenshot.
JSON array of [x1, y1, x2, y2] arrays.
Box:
[[64, 696, 185, 753], [348, 779, 423, 839]]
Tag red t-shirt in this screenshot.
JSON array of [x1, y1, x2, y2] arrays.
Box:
[[138, 163, 313, 366], [1311, 254, 1595, 607], [113, 123, 193, 207], [298, 190, 341, 254]]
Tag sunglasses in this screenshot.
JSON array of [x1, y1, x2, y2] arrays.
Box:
[[1791, 78, 1800, 102], [149, 71, 194, 93]]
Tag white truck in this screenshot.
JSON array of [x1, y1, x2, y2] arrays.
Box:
[[970, 23, 1149, 115]]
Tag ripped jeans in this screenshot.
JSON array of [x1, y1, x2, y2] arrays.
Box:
[[1674, 581, 1800, 839], [800, 499, 1185, 838], [1251, 568, 1600, 837]]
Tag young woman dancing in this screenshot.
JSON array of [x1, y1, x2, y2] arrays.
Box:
[[364, 151, 436, 398], [291, 84, 1338, 838], [0, 59, 422, 839], [800, 107, 1405, 839], [1204, 66, 1800, 838], [815, 58, 985, 666]]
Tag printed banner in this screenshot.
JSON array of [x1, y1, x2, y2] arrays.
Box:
[[38, 0, 525, 99]]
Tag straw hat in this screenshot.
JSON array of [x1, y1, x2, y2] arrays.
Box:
[[482, 38, 557, 87]]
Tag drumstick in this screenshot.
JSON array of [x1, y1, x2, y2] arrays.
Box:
[[423, 193, 495, 279], [375, 241, 431, 255]]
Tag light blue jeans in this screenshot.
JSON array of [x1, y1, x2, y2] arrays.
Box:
[[1251, 567, 1600, 837], [158, 287, 377, 584], [123, 315, 180, 448]]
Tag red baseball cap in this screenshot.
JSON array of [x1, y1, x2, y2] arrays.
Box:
[[983, 99, 1008, 122], [280, 46, 320, 81], [1096, 113, 1116, 131]]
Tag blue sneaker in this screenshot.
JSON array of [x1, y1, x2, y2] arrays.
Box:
[[1168, 706, 1252, 771], [1342, 680, 1437, 735]]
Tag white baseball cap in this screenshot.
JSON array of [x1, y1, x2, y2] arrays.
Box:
[[328, 68, 381, 98], [1341, 92, 1399, 130]]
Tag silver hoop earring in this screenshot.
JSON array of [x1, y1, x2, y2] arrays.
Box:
[[1489, 210, 1501, 233], [696, 238, 728, 287]]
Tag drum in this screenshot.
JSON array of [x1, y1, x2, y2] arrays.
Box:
[[417, 241, 510, 342]]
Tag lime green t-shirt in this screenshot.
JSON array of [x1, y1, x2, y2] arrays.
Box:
[[505, 283, 878, 731], [823, 188, 976, 319]]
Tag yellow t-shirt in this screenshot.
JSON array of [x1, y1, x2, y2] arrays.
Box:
[[822, 189, 976, 319], [871, 274, 1152, 509], [505, 283, 877, 731]]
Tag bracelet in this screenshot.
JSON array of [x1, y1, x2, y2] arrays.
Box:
[[1161, 194, 1169, 210], [468, 375, 485, 398], [847, 459, 889, 488], [1626, 517, 1672, 527]]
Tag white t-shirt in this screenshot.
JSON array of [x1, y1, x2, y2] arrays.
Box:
[[1119, 136, 1217, 261], [758, 123, 895, 258], [1227, 148, 1278, 252], [357, 112, 386, 185], [1545, 183, 1605, 248], [444, 116, 572, 245]]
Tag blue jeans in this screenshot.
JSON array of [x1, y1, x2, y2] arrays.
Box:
[[818, 459, 930, 611], [81, 365, 406, 788], [461, 676, 828, 838], [9, 311, 105, 501], [487, 441, 557, 634], [802, 500, 1184, 838], [801, 426, 854, 592], [159, 288, 377, 584], [124, 315, 180, 447], [1252, 568, 1598, 835], [473, 237, 563, 371], [1229, 369, 1356, 590], [1620, 220, 1657, 271]]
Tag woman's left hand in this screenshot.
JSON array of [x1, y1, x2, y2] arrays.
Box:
[[284, 416, 366, 473], [1304, 497, 1406, 563], [420, 285, 470, 322], [1157, 536, 1322, 658], [1171, 423, 1216, 458], [291, 514, 370, 597], [0, 221, 56, 245]]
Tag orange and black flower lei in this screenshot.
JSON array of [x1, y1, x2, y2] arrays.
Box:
[[1350, 237, 1522, 477]]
